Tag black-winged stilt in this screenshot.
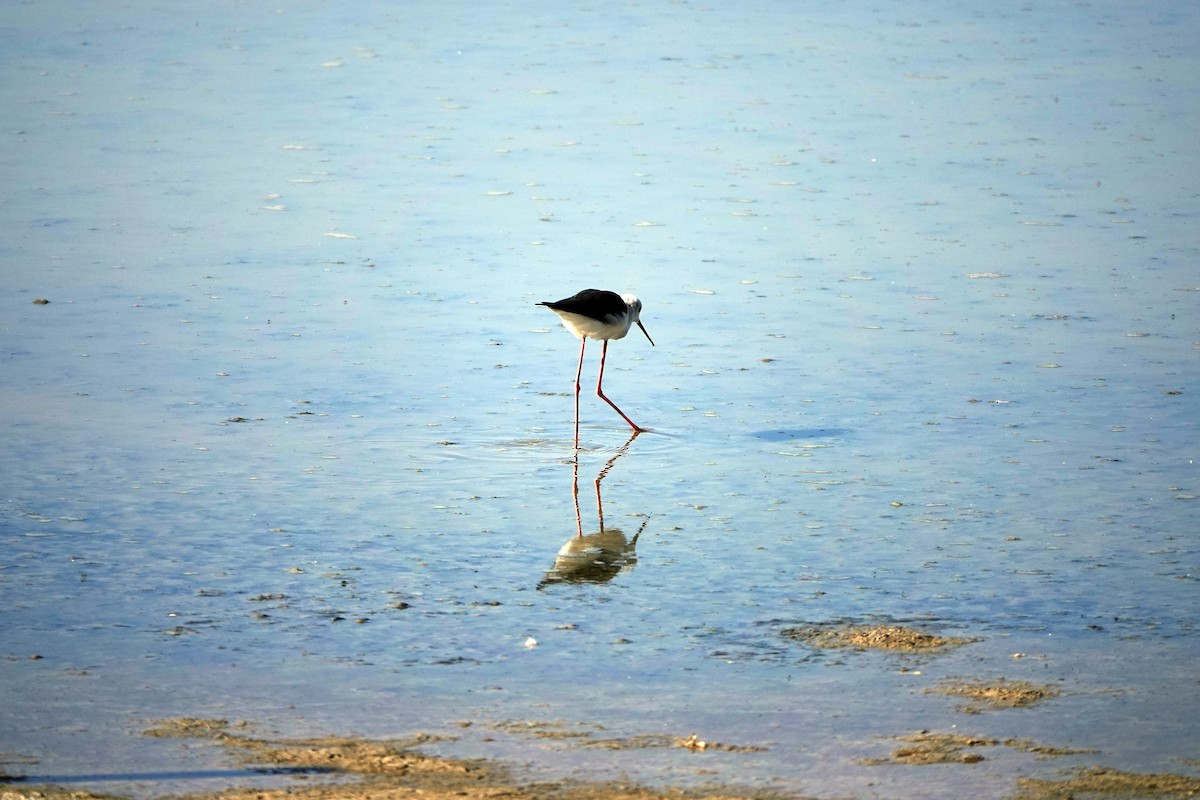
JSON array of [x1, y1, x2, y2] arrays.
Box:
[[537, 288, 655, 446]]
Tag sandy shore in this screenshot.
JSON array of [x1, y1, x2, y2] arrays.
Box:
[[5, 627, 1198, 800], [4, 714, 1199, 800]]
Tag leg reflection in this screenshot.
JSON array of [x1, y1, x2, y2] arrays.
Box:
[[539, 431, 648, 588]]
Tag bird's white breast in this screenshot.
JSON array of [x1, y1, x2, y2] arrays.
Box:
[[552, 309, 632, 341]]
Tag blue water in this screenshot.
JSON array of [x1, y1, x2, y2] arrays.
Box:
[[2, 1, 1197, 798]]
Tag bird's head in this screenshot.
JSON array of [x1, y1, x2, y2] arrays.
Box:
[[621, 294, 655, 346]]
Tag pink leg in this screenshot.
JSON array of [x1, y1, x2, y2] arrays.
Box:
[[596, 340, 644, 432], [573, 338, 586, 448]]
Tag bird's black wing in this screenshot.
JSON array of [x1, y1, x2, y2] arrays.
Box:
[[538, 289, 626, 323]]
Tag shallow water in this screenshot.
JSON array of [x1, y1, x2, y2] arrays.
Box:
[[2, 1, 1198, 798]]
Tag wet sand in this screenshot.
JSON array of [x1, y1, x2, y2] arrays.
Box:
[[6, 713, 1200, 800], [5, 624, 1199, 800]]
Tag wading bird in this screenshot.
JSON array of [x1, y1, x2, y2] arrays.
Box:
[[537, 288, 654, 446]]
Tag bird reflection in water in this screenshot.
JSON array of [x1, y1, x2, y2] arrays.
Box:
[[538, 430, 649, 589]]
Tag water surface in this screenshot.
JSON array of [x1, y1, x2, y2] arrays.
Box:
[[2, 1, 1197, 798]]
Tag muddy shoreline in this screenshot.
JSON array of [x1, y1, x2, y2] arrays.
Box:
[[5, 714, 1199, 800], [6, 624, 1198, 800]]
